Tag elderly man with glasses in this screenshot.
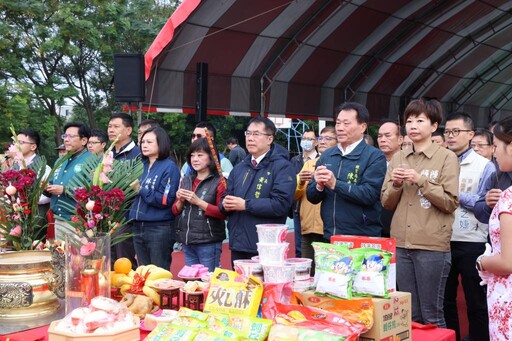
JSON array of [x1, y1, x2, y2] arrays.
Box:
[[221, 117, 296, 265], [46, 121, 92, 240]]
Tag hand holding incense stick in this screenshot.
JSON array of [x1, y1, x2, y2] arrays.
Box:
[[203, 128, 227, 189]]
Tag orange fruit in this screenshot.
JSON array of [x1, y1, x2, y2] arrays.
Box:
[[114, 257, 132, 274]]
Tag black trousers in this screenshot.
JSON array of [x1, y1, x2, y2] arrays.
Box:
[[111, 223, 138, 270], [444, 241, 489, 341]]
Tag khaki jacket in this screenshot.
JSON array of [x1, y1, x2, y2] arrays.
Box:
[[381, 143, 459, 252], [295, 157, 324, 236]]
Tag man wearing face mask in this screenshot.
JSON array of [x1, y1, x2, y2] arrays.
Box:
[[290, 130, 318, 257]]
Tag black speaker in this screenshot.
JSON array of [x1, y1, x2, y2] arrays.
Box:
[[114, 53, 145, 102], [195, 62, 208, 122]]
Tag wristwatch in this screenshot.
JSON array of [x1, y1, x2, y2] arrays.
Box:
[[476, 255, 485, 271]]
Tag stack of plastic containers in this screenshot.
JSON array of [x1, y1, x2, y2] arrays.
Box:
[[255, 224, 294, 283], [251, 224, 313, 290]]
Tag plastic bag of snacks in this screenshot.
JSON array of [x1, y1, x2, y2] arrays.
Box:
[[271, 302, 365, 341], [352, 248, 393, 298], [204, 268, 263, 317], [290, 291, 374, 332], [145, 323, 198, 341], [260, 282, 293, 320], [227, 313, 272, 341], [313, 242, 363, 299], [268, 324, 347, 341]]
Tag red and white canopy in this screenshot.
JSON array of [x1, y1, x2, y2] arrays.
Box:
[[145, 0, 512, 125]]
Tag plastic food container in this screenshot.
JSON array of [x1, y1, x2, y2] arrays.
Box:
[[262, 264, 294, 283], [233, 259, 264, 281], [256, 224, 288, 243], [285, 258, 313, 281], [257, 242, 289, 265], [292, 277, 314, 292]]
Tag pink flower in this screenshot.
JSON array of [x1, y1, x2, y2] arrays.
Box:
[[87, 220, 95, 229], [102, 152, 114, 173], [99, 172, 112, 184], [80, 242, 96, 256], [94, 214, 103, 220], [9, 225, 22, 237]]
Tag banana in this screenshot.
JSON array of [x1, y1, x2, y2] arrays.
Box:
[[128, 269, 136, 278], [112, 273, 134, 287], [146, 269, 173, 281], [120, 284, 131, 295], [135, 265, 147, 275], [143, 285, 161, 306]]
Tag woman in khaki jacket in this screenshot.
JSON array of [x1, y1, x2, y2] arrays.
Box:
[[381, 98, 459, 328]]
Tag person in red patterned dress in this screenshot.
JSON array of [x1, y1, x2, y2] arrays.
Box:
[[476, 116, 512, 340]]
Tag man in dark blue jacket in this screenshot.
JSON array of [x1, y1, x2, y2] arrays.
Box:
[[221, 117, 296, 264], [307, 102, 386, 240], [108, 113, 141, 268]]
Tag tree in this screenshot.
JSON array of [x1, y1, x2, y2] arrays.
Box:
[[0, 0, 179, 151]]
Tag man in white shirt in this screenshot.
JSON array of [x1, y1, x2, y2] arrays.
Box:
[[443, 112, 492, 341]]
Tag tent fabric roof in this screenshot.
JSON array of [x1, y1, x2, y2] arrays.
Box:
[[145, 0, 512, 125]]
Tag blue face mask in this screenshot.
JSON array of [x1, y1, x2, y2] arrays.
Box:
[[300, 140, 314, 152]]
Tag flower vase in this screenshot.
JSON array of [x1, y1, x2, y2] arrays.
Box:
[[65, 233, 111, 314]]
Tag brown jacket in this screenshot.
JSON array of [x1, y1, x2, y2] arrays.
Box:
[[381, 143, 459, 252], [294, 157, 324, 236]]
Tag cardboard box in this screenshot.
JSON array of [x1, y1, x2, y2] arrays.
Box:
[[330, 235, 396, 292], [359, 291, 412, 341]]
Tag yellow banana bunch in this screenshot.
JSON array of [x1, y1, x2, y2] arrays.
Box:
[[143, 285, 161, 305], [113, 263, 173, 306]]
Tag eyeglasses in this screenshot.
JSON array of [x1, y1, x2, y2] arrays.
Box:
[[61, 134, 80, 139], [18, 140, 35, 145], [191, 134, 204, 139], [470, 143, 491, 148], [317, 136, 335, 141], [443, 129, 472, 137], [244, 131, 272, 137], [87, 141, 103, 145]]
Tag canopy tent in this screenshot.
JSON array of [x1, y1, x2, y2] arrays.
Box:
[[144, 0, 512, 126]]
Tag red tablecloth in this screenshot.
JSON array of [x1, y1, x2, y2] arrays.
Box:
[[0, 322, 456, 341]]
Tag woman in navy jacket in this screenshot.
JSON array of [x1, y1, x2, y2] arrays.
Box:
[[129, 127, 180, 270]]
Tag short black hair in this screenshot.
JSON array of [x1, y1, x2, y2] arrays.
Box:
[[109, 113, 134, 128], [445, 112, 474, 131], [432, 129, 445, 141], [90, 129, 108, 143], [63, 122, 90, 139], [138, 119, 160, 129], [186, 138, 218, 176], [336, 102, 370, 124], [18, 129, 41, 150], [404, 98, 443, 126], [247, 117, 276, 136], [195, 121, 217, 139], [474, 128, 493, 145], [140, 127, 171, 160], [227, 137, 239, 145]]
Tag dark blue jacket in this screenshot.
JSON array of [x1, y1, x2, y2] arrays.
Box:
[[474, 169, 512, 224], [113, 141, 140, 161], [221, 143, 296, 253], [307, 141, 386, 240], [129, 158, 180, 222]]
